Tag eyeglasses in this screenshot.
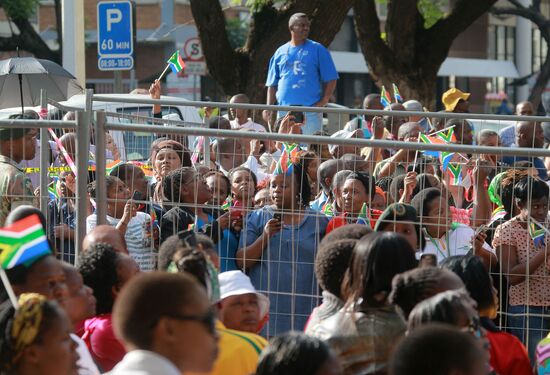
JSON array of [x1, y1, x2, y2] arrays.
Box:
[[163, 308, 217, 335]]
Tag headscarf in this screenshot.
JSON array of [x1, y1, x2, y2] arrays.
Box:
[[488, 172, 506, 207], [374, 203, 425, 250], [10, 293, 47, 367]]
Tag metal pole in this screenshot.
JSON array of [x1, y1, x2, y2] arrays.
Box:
[[203, 111, 210, 167], [75, 111, 90, 260], [39, 90, 49, 216], [114, 71, 123, 93], [94, 111, 107, 225]]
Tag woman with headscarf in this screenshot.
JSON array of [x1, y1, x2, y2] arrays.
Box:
[[0, 293, 79, 375]]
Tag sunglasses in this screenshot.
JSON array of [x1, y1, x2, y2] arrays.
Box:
[[163, 308, 217, 335]]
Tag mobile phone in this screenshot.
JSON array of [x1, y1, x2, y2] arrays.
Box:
[[475, 224, 489, 236], [289, 111, 304, 124], [132, 191, 143, 201], [273, 213, 282, 222]]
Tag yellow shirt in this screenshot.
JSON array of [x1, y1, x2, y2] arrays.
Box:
[[189, 321, 268, 375]]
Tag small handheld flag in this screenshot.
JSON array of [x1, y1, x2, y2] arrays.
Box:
[[167, 51, 186, 74], [419, 127, 457, 171], [356, 203, 370, 226], [392, 83, 403, 103], [322, 201, 334, 217], [0, 214, 51, 270], [529, 221, 546, 248], [221, 196, 232, 211], [447, 163, 463, 186], [380, 86, 392, 108], [158, 50, 186, 81], [489, 206, 507, 225], [274, 143, 301, 176]]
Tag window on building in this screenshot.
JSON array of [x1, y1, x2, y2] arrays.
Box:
[[487, 24, 516, 99]]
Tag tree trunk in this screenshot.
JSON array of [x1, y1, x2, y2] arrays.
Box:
[[529, 53, 550, 109], [354, 0, 497, 110], [492, 3, 550, 110]]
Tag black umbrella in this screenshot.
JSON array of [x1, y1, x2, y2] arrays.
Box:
[[0, 57, 83, 112]]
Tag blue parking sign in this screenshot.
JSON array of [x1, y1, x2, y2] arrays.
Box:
[[97, 0, 134, 71]]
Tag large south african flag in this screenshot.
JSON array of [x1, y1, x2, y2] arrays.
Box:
[[0, 214, 51, 269]]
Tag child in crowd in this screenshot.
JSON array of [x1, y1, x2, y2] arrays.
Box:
[[86, 175, 155, 271]]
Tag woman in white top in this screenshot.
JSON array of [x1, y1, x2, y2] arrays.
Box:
[[411, 187, 496, 268]]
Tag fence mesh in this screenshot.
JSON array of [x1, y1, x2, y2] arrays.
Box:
[[2, 96, 550, 348]]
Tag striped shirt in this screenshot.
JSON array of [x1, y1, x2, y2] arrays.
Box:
[[86, 212, 156, 271]]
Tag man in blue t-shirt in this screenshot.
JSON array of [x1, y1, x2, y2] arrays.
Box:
[[264, 13, 338, 135], [502, 121, 548, 180]]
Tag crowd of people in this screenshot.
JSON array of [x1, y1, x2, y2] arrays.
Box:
[[2, 11, 550, 375]]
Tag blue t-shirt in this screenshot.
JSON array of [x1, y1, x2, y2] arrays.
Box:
[[502, 155, 548, 181], [266, 39, 339, 106], [218, 228, 239, 272], [239, 206, 329, 336]]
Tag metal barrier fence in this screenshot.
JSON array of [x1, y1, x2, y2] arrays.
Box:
[[4, 92, 550, 344]]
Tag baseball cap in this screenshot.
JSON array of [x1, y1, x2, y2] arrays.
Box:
[[219, 271, 269, 319], [442, 88, 470, 112], [329, 129, 362, 155], [403, 100, 423, 112]]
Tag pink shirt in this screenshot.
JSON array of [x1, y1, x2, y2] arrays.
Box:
[[82, 314, 126, 372]]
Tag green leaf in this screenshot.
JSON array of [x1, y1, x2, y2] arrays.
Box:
[[226, 17, 248, 49], [3, 0, 39, 20], [418, 0, 448, 28]]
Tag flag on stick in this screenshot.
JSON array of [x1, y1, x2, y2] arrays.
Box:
[[356, 203, 370, 226], [529, 221, 546, 248], [419, 127, 457, 171], [274, 143, 301, 176], [489, 206, 507, 225], [0, 215, 51, 270], [392, 83, 403, 103], [380, 86, 392, 107], [158, 50, 186, 81], [447, 163, 463, 186], [167, 51, 186, 74]]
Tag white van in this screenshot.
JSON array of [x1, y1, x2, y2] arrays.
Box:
[[61, 93, 203, 161], [0, 93, 203, 161]]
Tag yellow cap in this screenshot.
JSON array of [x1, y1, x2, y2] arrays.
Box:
[[442, 88, 470, 111]]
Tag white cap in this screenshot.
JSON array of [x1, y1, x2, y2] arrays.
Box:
[[403, 100, 423, 112], [218, 271, 270, 319]]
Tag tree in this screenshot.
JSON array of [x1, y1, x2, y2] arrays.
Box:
[[0, 0, 61, 63], [353, 0, 498, 109], [492, 0, 547, 109], [189, 0, 354, 104]]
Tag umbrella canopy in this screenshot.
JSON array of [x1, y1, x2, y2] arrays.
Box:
[[0, 57, 83, 110]]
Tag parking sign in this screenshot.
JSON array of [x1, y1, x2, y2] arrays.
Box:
[[97, 0, 135, 71]]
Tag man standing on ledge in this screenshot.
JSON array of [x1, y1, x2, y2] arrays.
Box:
[[263, 13, 338, 135]]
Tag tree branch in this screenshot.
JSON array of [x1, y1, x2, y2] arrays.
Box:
[[353, 0, 393, 70], [507, 0, 525, 9], [54, 0, 62, 60], [386, 0, 420, 61], [492, 6, 547, 28], [189, 0, 243, 93], [427, 0, 498, 56], [4, 15, 60, 62]]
